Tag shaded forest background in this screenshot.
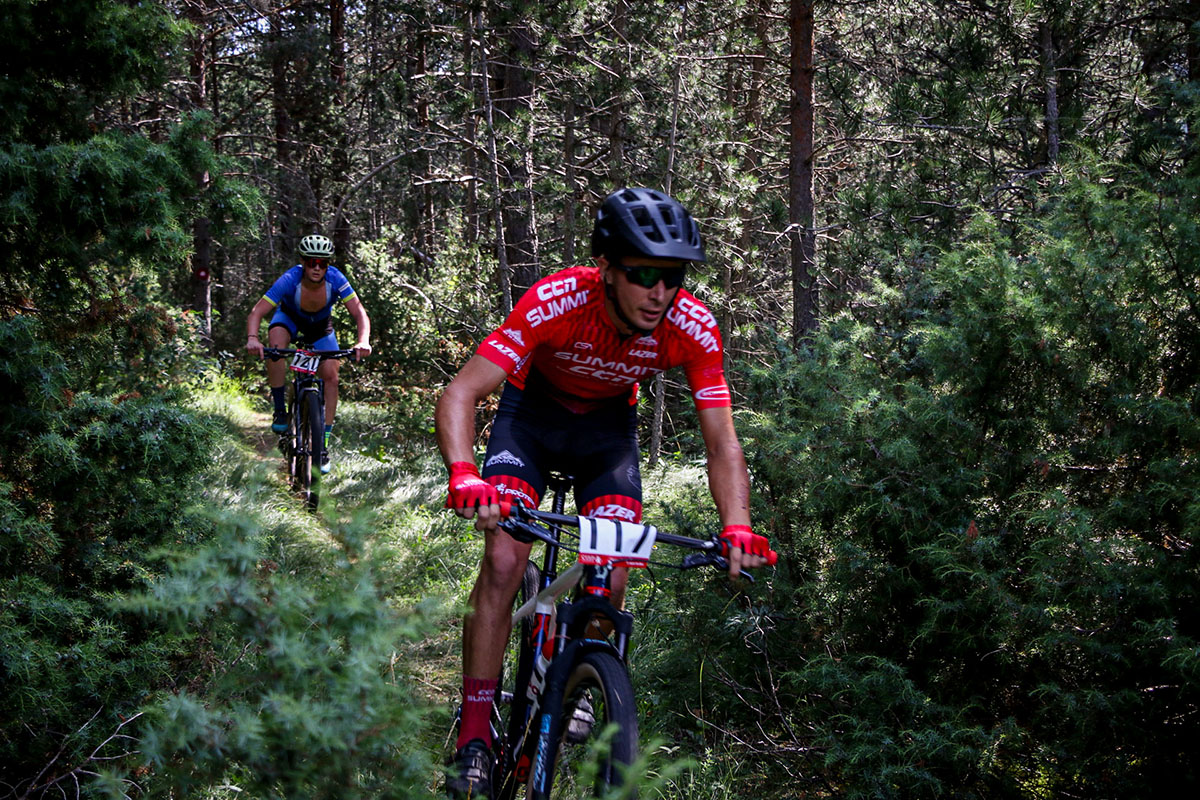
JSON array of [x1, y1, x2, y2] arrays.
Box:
[[3, 0, 1200, 797]]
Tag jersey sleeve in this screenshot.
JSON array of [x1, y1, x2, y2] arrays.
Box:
[[684, 346, 732, 409], [476, 290, 541, 374], [671, 293, 732, 410], [328, 267, 357, 302], [262, 266, 301, 306]]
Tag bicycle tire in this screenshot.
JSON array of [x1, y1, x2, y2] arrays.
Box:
[[284, 395, 299, 475], [302, 389, 322, 509], [533, 649, 638, 799], [494, 560, 541, 800]]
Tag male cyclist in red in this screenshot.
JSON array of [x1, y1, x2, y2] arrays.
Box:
[[435, 188, 771, 798], [245, 234, 372, 473]]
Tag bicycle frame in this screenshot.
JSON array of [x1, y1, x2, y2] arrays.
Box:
[[487, 474, 775, 799], [263, 347, 353, 508], [496, 474, 671, 799]]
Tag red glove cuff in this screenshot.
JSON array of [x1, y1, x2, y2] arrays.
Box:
[[447, 461, 499, 511], [449, 461, 481, 480]]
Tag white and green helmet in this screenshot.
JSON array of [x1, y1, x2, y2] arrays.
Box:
[[298, 234, 335, 258]]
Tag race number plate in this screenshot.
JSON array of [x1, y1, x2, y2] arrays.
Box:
[[289, 350, 320, 375], [577, 516, 657, 568]]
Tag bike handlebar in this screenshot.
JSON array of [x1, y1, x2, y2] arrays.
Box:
[[261, 347, 358, 362], [498, 501, 778, 579]]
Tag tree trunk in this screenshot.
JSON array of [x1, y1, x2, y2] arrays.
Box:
[[789, 0, 817, 345], [330, 0, 351, 259], [1040, 20, 1060, 165], [493, 3, 539, 296], [563, 92, 578, 266], [648, 7, 687, 468], [186, 0, 213, 344], [478, 26, 513, 313], [463, 8, 481, 245], [1186, 0, 1200, 174], [270, 7, 297, 254]]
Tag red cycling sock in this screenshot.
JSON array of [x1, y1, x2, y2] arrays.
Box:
[[457, 676, 498, 749]]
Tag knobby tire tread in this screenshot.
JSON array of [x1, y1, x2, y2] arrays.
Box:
[[535, 649, 638, 800], [303, 389, 322, 509]]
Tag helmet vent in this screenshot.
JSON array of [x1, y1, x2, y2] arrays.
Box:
[[657, 204, 679, 238], [632, 206, 664, 242]]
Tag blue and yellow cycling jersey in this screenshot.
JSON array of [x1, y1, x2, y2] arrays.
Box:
[[262, 265, 357, 327]]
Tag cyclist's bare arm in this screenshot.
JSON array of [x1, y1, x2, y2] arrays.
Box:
[[245, 297, 275, 357], [344, 295, 372, 360], [697, 405, 764, 577], [435, 354, 509, 529]]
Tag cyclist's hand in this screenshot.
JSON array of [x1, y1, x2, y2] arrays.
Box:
[[719, 524, 774, 578], [353, 341, 372, 362], [447, 461, 501, 531], [247, 336, 264, 358]]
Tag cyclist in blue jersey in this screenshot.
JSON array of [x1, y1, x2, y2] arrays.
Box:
[[246, 234, 372, 473]]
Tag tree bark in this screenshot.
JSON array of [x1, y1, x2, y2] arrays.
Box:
[[789, 0, 817, 345], [648, 5, 688, 468], [1186, 0, 1200, 174], [1040, 20, 1060, 165], [492, 3, 539, 296], [270, 6, 297, 254], [330, 0, 351, 259], [463, 6, 481, 245], [478, 25, 513, 313], [186, 0, 213, 344]]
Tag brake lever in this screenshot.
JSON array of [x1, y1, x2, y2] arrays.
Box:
[[679, 552, 755, 583], [680, 552, 717, 570]]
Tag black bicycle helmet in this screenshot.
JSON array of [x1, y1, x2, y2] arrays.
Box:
[[590, 188, 706, 263]]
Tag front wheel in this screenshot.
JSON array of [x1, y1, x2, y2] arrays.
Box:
[[531, 650, 638, 799], [299, 389, 322, 508]]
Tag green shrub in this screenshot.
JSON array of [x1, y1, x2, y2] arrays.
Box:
[[130, 508, 437, 799], [0, 316, 218, 795], [721, 161, 1200, 797]]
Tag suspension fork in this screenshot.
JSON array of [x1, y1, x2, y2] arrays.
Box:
[[526, 473, 571, 701]]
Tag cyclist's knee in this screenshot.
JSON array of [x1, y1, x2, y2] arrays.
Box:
[[479, 539, 530, 593], [610, 567, 629, 607], [268, 327, 291, 348]]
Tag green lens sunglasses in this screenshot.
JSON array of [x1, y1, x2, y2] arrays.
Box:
[[616, 264, 686, 289]]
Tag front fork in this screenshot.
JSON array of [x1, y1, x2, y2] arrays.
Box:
[[295, 380, 326, 463]]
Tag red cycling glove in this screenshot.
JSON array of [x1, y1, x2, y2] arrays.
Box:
[[446, 461, 500, 512], [720, 524, 775, 564]]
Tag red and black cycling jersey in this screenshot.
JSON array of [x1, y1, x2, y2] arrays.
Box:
[[477, 266, 731, 413]]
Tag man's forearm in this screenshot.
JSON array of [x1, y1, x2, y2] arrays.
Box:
[[435, 388, 479, 469], [354, 309, 371, 343], [708, 443, 752, 527]]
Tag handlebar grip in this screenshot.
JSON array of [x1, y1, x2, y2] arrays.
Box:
[[718, 537, 779, 566], [442, 495, 514, 519]]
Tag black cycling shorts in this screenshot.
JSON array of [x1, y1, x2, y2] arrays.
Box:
[[481, 372, 643, 524]]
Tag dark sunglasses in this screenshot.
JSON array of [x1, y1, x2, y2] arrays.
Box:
[[302, 257, 329, 268], [616, 263, 686, 289]]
